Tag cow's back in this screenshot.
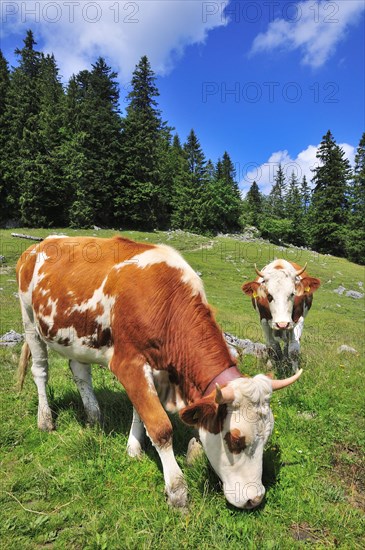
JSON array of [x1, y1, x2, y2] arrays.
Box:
[[16, 235, 206, 367], [16, 236, 157, 364]]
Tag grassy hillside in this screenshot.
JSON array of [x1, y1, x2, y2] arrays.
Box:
[[1, 228, 364, 549]]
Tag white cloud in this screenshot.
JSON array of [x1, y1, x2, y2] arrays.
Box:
[[250, 0, 365, 68], [1, 1, 228, 81], [241, 142, 355, 195]]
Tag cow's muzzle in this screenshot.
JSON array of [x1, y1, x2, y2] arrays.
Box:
[[242, 494, 264, 509], [275, 321, 293, 330]]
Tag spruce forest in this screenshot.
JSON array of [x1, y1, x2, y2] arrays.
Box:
[[1, 31, 364, 264]]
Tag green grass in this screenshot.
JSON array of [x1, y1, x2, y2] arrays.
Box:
[[1, 228, 364, 549]]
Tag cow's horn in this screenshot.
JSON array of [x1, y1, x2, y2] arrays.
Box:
[[270, 369, 303, 391], [296, 263, 307, 277], [254, 264, 264, 278], [215, 383, 235, 404]]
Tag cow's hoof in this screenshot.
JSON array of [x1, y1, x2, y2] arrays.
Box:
[[186, 437, 204, 466], [127, 440, 144, 459], [38, 411, 54, 432], [85, 408, 102, 427], [166, 478, 188, 509]]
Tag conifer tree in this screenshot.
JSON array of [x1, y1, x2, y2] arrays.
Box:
[[66, 58, 122, 227], [1, 31, 41, 223], [301, 175, 311, 214], [285, 172, 303, 245], [115, 56, 162, 229], [268, 164, 286, 217], [345, 132, 365, 264], [309, 130, 352, 256], [0, 50, 10, 223], [205, 152, 242, 232], [171, 129, 207, 232], [244, 181, 262, 227], [170, 134, 191, 229]]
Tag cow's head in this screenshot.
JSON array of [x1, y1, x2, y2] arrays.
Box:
[[242, 261, 320, 330], [180, 370, 302, 509]]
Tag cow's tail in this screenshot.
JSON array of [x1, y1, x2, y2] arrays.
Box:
[[18, 341, 31, 391]]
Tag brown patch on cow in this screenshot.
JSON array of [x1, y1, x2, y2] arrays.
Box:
[[38, 317, 51, 339], [292, 295, 305, 323], [274, 261, 284, 270], [58, 337, 71, 346], [40, 302, 53, 317], [298, 276, 321, 295], [255, 296, 272, 321], [242, 281, 260, 296], [83, 326, 113, 349], [180, 397, 228, 434], [224, 429, 246, 454]]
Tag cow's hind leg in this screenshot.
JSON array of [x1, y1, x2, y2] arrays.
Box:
[[127, 407, 145, 458], [113, 357, 187, 508], [69, 360, 101, 426], [21, 304, 53, 431]]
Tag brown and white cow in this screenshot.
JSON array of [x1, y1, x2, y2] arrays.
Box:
[[17, 236, 302, 509], [242, 260, 320, 371]]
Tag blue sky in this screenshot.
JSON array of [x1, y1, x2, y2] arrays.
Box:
[[1, 0, 364, 193]]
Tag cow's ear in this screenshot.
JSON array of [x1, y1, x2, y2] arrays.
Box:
[[297, 276, 321, 295], [242, 281, 261, 297], [179, 398, 227, 434]]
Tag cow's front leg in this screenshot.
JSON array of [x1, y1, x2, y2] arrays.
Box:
[[261, 319, 283, 365], [127, 407, 145, 458], [112, 356, 187, 508], [287, 330, 301, 373]]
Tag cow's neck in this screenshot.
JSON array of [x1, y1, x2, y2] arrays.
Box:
[[164, 298, 239, 403]]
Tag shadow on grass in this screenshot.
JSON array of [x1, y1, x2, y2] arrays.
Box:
[[50, 387, 282, 509], [50, 386, 195, 454]]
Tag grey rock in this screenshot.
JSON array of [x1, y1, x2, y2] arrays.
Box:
[[337, 345, 358, 354], [333, 285, 346, 295], [0, 255, 5, 264], [0, 330, 24, 347], [345, 290, 364, 300], [224, 332, 267, 358]]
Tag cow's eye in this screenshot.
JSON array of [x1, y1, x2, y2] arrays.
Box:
[[267, 293, 273, 303]]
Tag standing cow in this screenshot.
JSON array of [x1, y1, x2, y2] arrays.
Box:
[[242, 259, 320, 371], [17, 236, 302, 509]]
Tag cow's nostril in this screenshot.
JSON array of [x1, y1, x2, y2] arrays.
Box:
[[277, 322, 289, 329], [245, 495, 263, 509]]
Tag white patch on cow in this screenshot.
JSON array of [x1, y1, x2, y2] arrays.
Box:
[[198, 375, 273, 509], [261, 260, 297, 327], [67, 276, 116, 335], [143, 364, 157, 395], [154, 444, 187, 508], [127, 407, 145, 458], [46, 331, 114, 367], [116, 245, 206, 301], [37, 296, 58, 328]]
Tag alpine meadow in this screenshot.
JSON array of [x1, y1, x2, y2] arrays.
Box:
[[1, 21, 365, 550], [0, 228, 364, 548]]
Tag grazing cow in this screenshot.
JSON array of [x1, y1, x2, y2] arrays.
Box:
[[242, 260, 320, 371], [17, 236, 302, 509]]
